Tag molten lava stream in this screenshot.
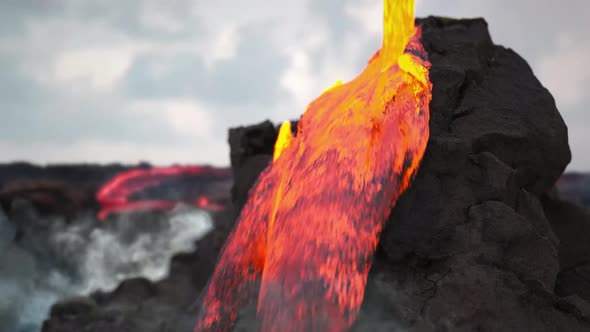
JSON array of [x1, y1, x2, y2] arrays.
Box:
[[195, 0, 432, 330], [96, 166, 228, 220]]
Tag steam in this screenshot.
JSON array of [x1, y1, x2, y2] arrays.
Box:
[[0, 201, 212, 332]]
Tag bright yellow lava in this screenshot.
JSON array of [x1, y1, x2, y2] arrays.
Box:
[[195, 1, 432, 331]]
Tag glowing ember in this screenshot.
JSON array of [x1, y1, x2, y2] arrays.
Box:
[[96, 166, 229, 219], [195, 0, 432, 330]]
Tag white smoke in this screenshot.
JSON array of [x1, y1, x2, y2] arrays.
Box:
[[0, 203, 213, 332]]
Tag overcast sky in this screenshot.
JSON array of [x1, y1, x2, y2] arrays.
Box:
[[0, 0, 588, 170]]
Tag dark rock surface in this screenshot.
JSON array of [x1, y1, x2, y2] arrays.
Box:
[[0, 162, 232, 220], [0, 163, 141, 221], [0, 162, 138, 193], [36, 16, 590, 332], [542, 193, 590, 305], [0, 180, 96, 219], [227, 16, 590, 331]]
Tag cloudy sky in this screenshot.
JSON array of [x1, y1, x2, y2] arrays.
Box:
[[1, 0, 588, 170]]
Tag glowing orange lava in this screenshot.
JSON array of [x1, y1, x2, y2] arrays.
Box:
[[96, 166, 229, 219], [195, 0, 432, 330]]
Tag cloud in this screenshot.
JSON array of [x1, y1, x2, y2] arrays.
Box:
[[54, 47, 136, 91], [345, 0, 381, 36], [0, 0, 588, 170], [204, 25, 240, 69], [127, 98, 213, 138], [0, 139, 228, 166], [537, 34, 590, 107]]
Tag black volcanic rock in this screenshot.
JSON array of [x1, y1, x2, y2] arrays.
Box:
[[228, 121, 278, 171], [226, 16, 589, 331], [0, 180, 96, 219], [542, 193, 590, 304], [0, 163, 139, 218], [0, 163, 232, 220], [50, 296, 99, 318], [0, 162, 137, 189]]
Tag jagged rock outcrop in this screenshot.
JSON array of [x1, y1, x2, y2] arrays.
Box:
[[228, 16, 590, 331]]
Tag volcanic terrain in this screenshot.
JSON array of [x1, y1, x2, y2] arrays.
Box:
[[0, 16, 588, 332]]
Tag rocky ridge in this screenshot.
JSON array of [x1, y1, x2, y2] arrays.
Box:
[[227, 16, 590, 331]]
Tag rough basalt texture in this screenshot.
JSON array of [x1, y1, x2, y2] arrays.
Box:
[[542, 193, 590, 305], [228, 17, 590, 331]]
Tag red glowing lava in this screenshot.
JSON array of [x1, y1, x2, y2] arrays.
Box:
[[195, 0, 432, 330], [96, 166, 230, 220]]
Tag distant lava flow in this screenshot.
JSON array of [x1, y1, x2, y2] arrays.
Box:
[[96, 166, 230, 220], [195, 0, 432, 331]]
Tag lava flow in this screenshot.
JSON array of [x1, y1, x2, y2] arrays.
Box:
[[96, 166, 230, 220], [195, 0, 432, 331]]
